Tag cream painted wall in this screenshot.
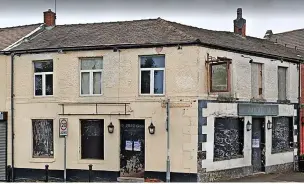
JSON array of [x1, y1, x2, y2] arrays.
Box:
[[11, 46, 199, 173], [200, 102, 296, 172], [0, 55, 7, 111]]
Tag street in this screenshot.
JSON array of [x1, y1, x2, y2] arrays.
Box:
[[224, 172, 304, 182]]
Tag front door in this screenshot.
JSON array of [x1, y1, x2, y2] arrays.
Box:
[[252, 118, 265, 173], [120, 120, 145, 178]]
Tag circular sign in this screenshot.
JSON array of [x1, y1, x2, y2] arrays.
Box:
[[60, 119, 67, 130]]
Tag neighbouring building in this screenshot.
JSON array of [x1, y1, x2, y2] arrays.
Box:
[[264, 28, 304, 160], [0, 20, 45, 181], [1, 8, 303, 182]]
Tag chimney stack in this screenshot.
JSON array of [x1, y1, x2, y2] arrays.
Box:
[[44, 9, 56, 27], [233, 8, 246, 37]]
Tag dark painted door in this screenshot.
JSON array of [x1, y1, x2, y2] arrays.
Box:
[[120, 120, 145, 178], [252, 118, 265, 173]]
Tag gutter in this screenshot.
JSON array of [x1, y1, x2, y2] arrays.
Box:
[[6, 39, 302, 64]]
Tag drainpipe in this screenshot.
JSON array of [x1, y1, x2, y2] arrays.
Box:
[[298, 62, 301, 170], [10, 53, 15, 181], [166, 99, 170, 182]]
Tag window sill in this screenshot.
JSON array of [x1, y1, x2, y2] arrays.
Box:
[[139, 94, 165, 97], [213, 155, 244, 162], [29, 157, 55, 163], [78, 159, 105, 164], [34, 95, 54, 98], [271, 148, 294, 154], [79, 94, 103, 97], [277, 100, 291, 104]]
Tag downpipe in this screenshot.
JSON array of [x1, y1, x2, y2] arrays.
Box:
[[10, 53, 15, 181]]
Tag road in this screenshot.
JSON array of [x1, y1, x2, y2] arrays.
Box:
[[224, 172, 304, 182]]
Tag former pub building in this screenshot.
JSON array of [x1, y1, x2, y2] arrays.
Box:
[[0, 8, 303, 182]]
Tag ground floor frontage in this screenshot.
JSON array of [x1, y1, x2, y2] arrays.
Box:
[[1, 99, 301, 182], [197, 100, 299, 182]]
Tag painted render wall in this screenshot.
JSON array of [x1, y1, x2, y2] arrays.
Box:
[[197, 47, 299, 103], [196, 46, 299, 177], [200, 102, 296, 172], [10, 46, 200, 174], [1, 44, 300, 178]]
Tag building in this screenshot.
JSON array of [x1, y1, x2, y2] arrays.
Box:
[[264, 28, 304, 160], [1, 8, 303, 182], [0, 20, 45, 181]]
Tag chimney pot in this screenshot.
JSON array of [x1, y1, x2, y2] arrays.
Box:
[[233, 8, 246, 37], [44, 9, 56, 27]]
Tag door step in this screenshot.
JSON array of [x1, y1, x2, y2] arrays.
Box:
[[117, 177, 145, 183]]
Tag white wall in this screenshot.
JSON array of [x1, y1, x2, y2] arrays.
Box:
[[198, 47, 299, 103], [200, 102, 296, 172]]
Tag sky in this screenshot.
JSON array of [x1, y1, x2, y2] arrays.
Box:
[[0, 0, 304, 38]]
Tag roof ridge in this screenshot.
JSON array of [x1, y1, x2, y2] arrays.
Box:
[[0, 23, 42, 30], [55, 18, 160, 27], [157, 18, 197, 41], [273, 28, 304, 36]]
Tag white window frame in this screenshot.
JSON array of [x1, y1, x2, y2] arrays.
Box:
[[33, 62, 53, 97], [80, 58, 103, 96], [139, 56, 165, 96]]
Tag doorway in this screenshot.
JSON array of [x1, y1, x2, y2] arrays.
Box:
[[120, 120, 145, 178], [252, 118, 266, 173]]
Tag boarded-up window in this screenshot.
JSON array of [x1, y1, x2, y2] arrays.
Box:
[[278, 67, 287, 101], [251, 63, 263, 98], [32, 119, 54, 158], [210, 63, 229, 92], [213, 117, 244, 161], [272, 117, 293, 153], [81, 120, 104, 159]]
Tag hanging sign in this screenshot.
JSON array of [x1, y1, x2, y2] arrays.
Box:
[[59, 118, 68, 137]]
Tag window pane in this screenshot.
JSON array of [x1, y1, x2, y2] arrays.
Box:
[[35, 75, 42, 96], [32, 119, 54, 158], [278, 67, 287, 100], [140, 56, 165, 68], [211, 64, 228, 91], [81, 72, 90, 95], [154, 70, 164, 94], [45, 74, 53, 95], [81, 120, 104, 159], [93, 72, 102, 94], [81, 58, 103, 70], [141, 71, 150, 94], [34, 61, 53, 73]]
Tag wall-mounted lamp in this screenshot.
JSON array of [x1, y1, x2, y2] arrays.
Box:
[[267, 120, 272, 130], [113, 47, 119, 52], [148, 122, 155, 134], [107, 122, 114, 133], [246, 121, 252, 131], [241, 55, 253, 63]]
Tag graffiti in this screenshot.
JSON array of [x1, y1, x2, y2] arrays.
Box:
[[214, 118, 244, 161], [272, 117, 293, 153]]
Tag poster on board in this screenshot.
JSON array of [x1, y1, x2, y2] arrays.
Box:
[[252, 139, 260, 148], [134, 141, 141, 151], [125, 141, 133, 151]]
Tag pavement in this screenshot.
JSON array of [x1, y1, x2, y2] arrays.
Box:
[[224, 171, 304, 182]]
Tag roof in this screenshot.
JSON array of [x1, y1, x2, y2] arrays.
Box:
[[0, 23, 42, 50], [11, 18, 304, 61], [267, 29, 304, 51]]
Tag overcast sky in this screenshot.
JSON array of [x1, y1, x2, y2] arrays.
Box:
[[0, 0, 303, 38]]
